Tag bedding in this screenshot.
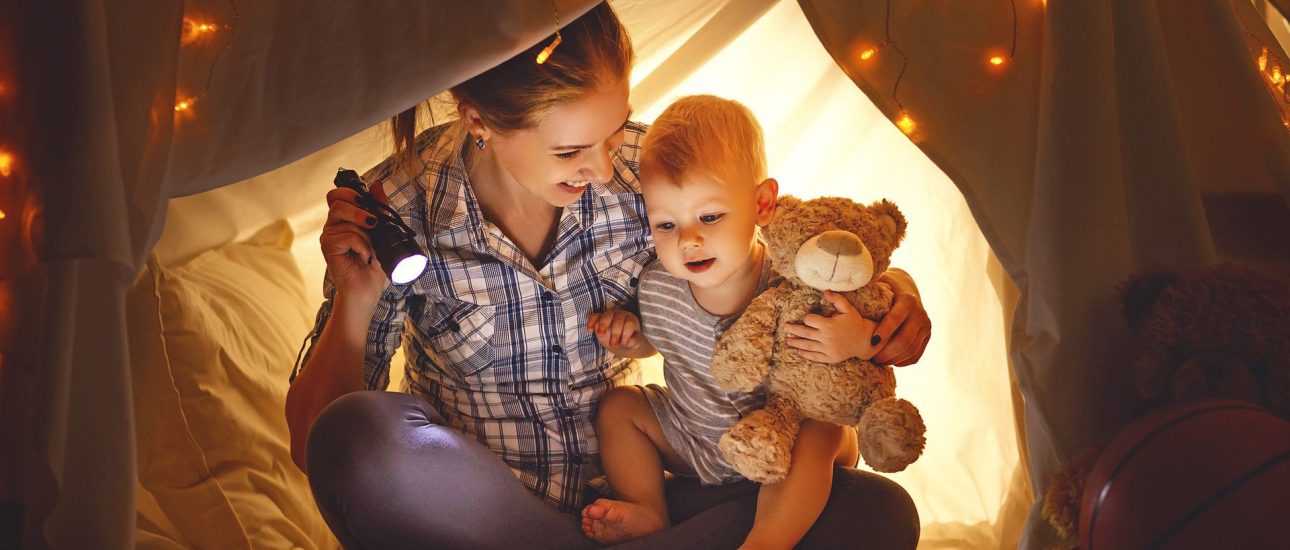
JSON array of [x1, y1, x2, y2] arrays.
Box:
[[126, 220, 338, 549]]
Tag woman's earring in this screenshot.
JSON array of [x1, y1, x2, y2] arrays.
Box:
[[475, 137, 486, 150]]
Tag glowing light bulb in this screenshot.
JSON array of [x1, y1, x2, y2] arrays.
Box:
[[860, 48, 877, 61], [989, 55, 1007, 66], [0, 151, 12, 177], [174, 98, 193, 112], [536, 33, 563, 65], [181, 18, 219, 46], [0, 209, 6, 220], [1273, 66, 1284, 85], [896, 112, 916, 135], [1259, 48, 1269, 72]]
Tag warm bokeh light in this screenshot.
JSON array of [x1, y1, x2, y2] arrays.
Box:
[[1272, 66, 1284, 85], [860, 47, 877, 61], [0, 151, 12, 177], [1258, 47, 1269, 72], [536, 34, 563, 65], [0, 209, 6, 220], [989, 55, 1007, 66], [180, 17, 219, 46], [896, 112, 916, 135], [174, 98, 193, 112]]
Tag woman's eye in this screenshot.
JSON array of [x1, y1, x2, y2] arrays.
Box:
[[700, 214, 724, 224], [555, 150, 580, 160], [654, 222, 675, 232]]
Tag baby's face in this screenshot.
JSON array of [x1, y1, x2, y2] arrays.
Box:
[[642, 170, 762, 289]]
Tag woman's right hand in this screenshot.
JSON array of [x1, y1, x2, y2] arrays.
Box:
[[321, 188, 390, 307]]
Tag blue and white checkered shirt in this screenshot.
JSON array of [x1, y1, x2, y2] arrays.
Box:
[[302, 122, 654, 511]]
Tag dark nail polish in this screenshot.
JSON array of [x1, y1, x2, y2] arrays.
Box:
[[366, 216, 378, 226], [871, 334, 882, 346]]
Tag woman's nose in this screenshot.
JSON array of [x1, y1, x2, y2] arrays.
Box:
[[583, 144, 614, 182]]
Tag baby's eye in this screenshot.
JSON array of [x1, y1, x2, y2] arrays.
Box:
[[700, 213, 724, 224], [654, 222, 675, 232], [555, 150, 580, 160]]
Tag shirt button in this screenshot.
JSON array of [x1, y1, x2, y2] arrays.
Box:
[[542, 291, 554, 302], [629, 277, 639, 287], [552, 344, 563, 354], [446, 320, 460, 332]]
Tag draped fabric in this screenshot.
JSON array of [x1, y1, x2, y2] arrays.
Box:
[[4, 2, 599, 546], [5, 0, 1288, 547], [798, 0, 1290, 547]]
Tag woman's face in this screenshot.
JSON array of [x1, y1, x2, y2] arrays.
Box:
[[487, 78, 632, 208]]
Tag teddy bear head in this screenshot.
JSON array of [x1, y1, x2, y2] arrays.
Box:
[[1120, 263, 1290, 419], [762, 195, 907, 292]]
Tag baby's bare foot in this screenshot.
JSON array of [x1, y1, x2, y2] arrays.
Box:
[[580, 498, 667, 545]]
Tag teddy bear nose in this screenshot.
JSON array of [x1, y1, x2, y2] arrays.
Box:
[[816, 230, 862, 257]]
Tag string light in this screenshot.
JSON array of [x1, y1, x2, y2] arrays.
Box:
[[180, 17, 220, 46], [1259, 47, 1269, 72], [0, 151, 12, 177], [174, 1, 240, 121], [535, 0, 563, 65], [860, 0, 1018, 137], [896, 112, 917, 135]]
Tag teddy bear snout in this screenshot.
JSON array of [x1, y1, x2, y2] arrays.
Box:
[[794, 230, 875, 291]]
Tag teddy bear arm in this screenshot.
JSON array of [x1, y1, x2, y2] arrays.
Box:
[[712, 287, 783, 393], [852, 282, 895, 320]]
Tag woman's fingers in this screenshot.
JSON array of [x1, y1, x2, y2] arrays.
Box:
[[326, 197, 377, 229], [320, 226, 374, 263]]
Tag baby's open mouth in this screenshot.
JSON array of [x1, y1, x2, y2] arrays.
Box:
[[685, 258, 715, 273], [558, 180, 591, 193]]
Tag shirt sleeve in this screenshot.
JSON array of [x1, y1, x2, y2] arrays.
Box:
[[293, 270, 413, 391]]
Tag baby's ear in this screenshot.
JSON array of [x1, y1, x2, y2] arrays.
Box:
[[771, 195, 801, 227]]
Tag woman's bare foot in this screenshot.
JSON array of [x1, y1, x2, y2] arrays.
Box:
[[580, 498, 667, 545]]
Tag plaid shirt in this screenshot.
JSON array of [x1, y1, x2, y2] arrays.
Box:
[[302, 122, 654, 511]]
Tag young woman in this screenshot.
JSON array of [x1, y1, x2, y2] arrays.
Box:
[[285, 4, 929, 548]]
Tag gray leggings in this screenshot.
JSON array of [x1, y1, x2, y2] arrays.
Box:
[[306, 391, 919, 549]]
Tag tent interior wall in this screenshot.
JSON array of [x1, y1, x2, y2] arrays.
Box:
[[1, 0, 1287, 548]]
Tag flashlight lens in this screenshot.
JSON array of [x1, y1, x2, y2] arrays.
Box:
[[391, 254, 428, 284]]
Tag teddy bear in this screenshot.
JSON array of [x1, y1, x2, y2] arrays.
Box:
[[710, 195, 926, 483], [1041, 263, 1290, 544]]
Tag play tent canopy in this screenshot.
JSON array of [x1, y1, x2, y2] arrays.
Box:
[[3, 0, 1288, 548]]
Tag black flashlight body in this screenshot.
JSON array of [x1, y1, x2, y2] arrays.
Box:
[[334, 168, 428, 284]]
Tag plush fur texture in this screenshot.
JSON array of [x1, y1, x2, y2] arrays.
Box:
[[1040, 264, 1290, 544], [712, 196, 926, 483]]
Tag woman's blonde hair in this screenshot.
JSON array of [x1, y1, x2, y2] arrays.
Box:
[[391, 3, 633, 168], [641, 95, 767, 188]]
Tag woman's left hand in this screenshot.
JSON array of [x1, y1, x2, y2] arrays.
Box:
[[871, 270, 932, 367]]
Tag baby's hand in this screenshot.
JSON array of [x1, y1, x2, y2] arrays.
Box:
[[587, 304, 644, 353], [783, 291, 880, 363]]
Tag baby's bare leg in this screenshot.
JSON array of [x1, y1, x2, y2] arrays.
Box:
[[582, 386, 689, 545], [740, 420, 858, 550]]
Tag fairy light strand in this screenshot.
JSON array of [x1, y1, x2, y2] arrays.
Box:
[[175, 0, 240, 115], [536, 0, 563, 65], [876, 0, 1018, 137]]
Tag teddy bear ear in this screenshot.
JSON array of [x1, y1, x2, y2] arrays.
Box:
[[1119, 266, 1179, 329], [771, 195, 801, 226], [870, 199, 908, 244]]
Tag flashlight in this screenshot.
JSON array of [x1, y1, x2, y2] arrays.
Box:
[[334, 167, 428, 284]]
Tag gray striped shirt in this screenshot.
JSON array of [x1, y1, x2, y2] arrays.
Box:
[[636, 254, 773, 485]]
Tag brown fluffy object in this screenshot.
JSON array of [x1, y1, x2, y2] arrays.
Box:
[[1040, 263, 1290, 545], [711, 196, 926, 482]]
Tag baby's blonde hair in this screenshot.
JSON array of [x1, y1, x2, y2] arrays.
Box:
[[641, 95, 767, 188]]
